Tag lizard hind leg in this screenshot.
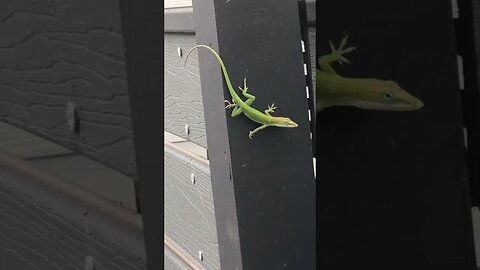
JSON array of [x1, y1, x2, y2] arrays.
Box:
[[238, 78, 256, 106], [231, 106, 243, 117], [248, 124, 269, 139], [225, 100, 237, 109], [225, 100, 243, 117]]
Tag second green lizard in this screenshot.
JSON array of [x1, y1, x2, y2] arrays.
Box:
[[316, 35, 424, 112]]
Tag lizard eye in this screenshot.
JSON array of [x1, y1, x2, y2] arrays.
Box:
[[383, 91, 395, 102]]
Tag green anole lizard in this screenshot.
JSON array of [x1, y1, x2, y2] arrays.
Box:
[[185, 45, 298, 139], [316, 35, 424, 112]]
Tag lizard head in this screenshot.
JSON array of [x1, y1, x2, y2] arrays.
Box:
[[272, 117, 298, 128], [345, 79, 424, 111]]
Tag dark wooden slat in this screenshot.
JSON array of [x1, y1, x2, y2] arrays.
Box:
[[191, 0, 315, 269], [118, 1, 164, 269], [464, 0, 480, 208], [454, 0, 479, 264], [316, 1, 476, 269]]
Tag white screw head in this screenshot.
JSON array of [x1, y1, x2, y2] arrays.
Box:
[[66, 102, 77, 133], [191, 173, 195, 184], [84, 256, 94, 270]]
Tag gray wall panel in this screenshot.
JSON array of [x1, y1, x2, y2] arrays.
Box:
[[0, 152, 146, 270], [0, 0, 136, 177], [165, 34, 207, 147], [164, 142, 219, 270]]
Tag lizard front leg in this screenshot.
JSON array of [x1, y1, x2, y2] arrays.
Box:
[[318, 35, 356, 74], [249, 124, 268, 139], [264, 103, 277, 116]]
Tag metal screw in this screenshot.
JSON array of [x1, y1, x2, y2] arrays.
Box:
[[84, 256, 95, 270], [66, 102, 77, 133], [198, 251, 203, 261], [178, 47, 183, 57], [451, 0, 459, 18], [185, 124, 190, 135], [191, 173, 196, 184]]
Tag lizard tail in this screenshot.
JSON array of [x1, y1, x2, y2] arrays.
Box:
[[183, 45, 238, 102]]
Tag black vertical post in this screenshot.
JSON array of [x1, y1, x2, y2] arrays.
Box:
[[299, 0, 316, 156], [316, 0, 476, 269], [456, 0, 480, 208], [453, 0, 479, 263], [191, 0, 315, 269], [118, 2, 163, 269]]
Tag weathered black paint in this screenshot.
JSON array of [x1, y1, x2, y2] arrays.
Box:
[[316, 1, 476, 269], [192, 0, 315, 269], [118, 1, 164, 269]]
